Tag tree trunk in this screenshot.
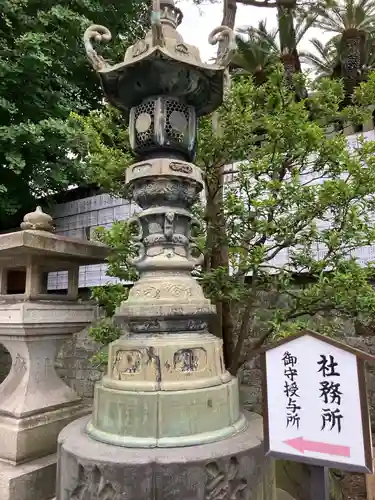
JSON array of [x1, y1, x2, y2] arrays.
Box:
[[340, 28, 366, 106], [277, 4, 298, 63], [277, 2, 307, 99], [206, 0, 237, 369], [205, 168, 235, 368], [222, 0, 237, 28]]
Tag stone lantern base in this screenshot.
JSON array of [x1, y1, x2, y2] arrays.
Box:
[[56, 413, 276, 500], [0, 453, 60, 500]]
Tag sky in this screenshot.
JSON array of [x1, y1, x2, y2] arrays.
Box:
[[177, 0, 331, 64]]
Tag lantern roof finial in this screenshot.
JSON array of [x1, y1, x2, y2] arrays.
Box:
[[20, 206, 55, 232]]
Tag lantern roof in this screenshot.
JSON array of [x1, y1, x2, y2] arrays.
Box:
[[0, 207, 109, 266], [84, 0, 235, 118]]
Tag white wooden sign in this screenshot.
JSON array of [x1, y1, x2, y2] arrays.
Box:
[[262, 331, 374, 472]]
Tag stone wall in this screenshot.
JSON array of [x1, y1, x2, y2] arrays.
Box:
[[343, 336, 375, 429], [55, 327, 104, 398]]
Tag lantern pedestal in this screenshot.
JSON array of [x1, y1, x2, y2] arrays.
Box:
[[0, 301, 96, 465], [88, 331, 247, 448], [0, 210, 109, 500], [57, 413, 276, 500]]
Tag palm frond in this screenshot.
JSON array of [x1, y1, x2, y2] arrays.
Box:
[[300, 36, 340, 78], [295, 14, 319, 44], [316, 0, 375, 33], [232, 20, 280, 76]]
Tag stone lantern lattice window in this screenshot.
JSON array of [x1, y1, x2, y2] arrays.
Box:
[[129, 96, 197, 159]]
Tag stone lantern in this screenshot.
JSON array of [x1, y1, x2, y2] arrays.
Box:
[[0, 207, 109, 500], [56, 2, 275, 499]]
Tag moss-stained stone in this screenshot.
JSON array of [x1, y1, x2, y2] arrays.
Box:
[[251, 459, 277, 500], [275, 460, 310, 500], [277, 489, 297, 500], [263, 460, 277, 500], [275, 460, 344, 500], [330, 471, 345, 500]]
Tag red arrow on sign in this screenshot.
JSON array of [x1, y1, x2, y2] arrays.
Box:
[[284, 437, 351, 458]]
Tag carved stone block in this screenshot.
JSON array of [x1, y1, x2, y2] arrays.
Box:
[[109, 345, 160, 388], [0, 302, 96, 464], [56, 413, 276, 500], [173, 346, 207, 372]]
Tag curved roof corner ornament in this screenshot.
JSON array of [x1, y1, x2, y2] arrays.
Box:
[[84, 24, 112, 72], [208, 25, 236, 67]]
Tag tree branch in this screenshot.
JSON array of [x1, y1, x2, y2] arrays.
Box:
[[229, 300, 253, 375], [236, 0, 278, 7]]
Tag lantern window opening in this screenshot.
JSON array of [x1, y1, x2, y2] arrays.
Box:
[[4, 268, 27, 295]]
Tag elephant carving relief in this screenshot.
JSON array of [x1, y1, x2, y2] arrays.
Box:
[[112, 349, 142, 379], [173, 347, 207, 372]]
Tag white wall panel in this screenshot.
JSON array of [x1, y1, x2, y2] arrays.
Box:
[[49, 128, 375, 288], [49, 194, 133, 289]]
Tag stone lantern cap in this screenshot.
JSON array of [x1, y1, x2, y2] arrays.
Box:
[[0, 207, 109, 266], [96, 41, 225, 118], [83, 0, 235, 118], [0, 207, 109, 300], [0, 229, 109, 264]]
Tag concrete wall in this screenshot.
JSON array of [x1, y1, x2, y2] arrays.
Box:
[[48, 193, 139, 290]]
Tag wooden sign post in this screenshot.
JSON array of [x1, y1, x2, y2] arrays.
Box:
[[260, 330, 375, 500]]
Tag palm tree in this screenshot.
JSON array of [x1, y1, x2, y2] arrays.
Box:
[[227, 0, 338, 78], [317, 0, 375, 33], [231, 18, 312, 84], [277, 3, 304, 77], [302, 34, 375, 82], [301, 38, 341, 80], [230, 21, 280, 85], [315, 0, 375, 98]]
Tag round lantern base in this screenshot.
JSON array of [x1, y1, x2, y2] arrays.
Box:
[[56, 413, 275, 500]]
